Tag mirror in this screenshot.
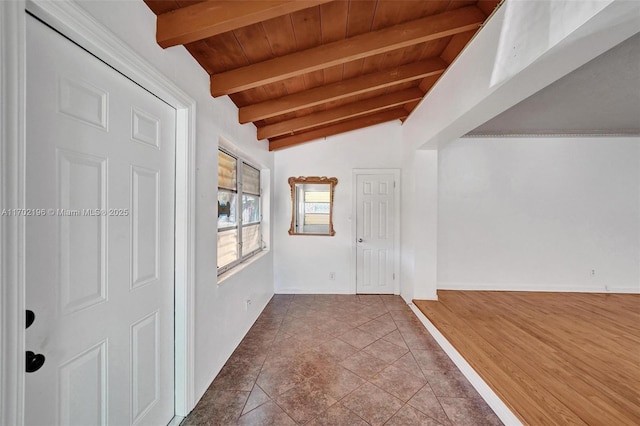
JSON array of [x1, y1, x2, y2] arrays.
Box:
[[288, 176, 338, 236]]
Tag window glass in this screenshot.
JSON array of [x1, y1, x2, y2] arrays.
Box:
[[304, 191, 330, 225], [218, 191, 237, 228], [242, 223, 261, 255], [242, 163, 260, 196], [217, 228, 238, 269], [242, 194, 260, 224], [217, 148, 262, 275], [218, 150, 237, 191]]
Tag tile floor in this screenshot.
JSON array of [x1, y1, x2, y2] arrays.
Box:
[[182, 294, 502, 426]]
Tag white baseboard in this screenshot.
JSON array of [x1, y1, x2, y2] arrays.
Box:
[[274, 289, 353, 294], [409, 304, 523, 426], [438, 282, 639, 294], [168, 416, 185, 426]]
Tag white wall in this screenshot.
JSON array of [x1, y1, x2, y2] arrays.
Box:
[[438, 136, 640, 293], [72, 0, 275, 407], [273, 121, 402, 293], [400, 149, 439, 302]]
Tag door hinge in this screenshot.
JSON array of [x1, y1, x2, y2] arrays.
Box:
[[393, 273, 395, 280], [393, 181, 396, 188]]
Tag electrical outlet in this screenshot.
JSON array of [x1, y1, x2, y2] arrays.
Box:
[[245, 299, 252, 310], [591, 269, 596, 276], [329, 272, 335, 281]]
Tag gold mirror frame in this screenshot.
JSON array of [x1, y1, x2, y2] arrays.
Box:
[[288, 176, 338, 236]]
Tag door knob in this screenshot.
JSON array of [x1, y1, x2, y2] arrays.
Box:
[[26, 351, 46, 373], [358, 238, 363, 242], [25, 310, 45, 373], [26, 310, 35, 329]]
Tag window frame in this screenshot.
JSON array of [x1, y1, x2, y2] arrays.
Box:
[[217, 147, 262, 275]]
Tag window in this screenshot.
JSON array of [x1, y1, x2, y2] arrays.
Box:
[[303, 189, 330, 226], [217, 148, 262, 274]]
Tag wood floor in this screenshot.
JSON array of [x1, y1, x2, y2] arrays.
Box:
[[414, 291, 640, 426]]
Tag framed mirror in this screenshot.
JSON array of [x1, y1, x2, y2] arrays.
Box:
[[288, 176, 338, 236]]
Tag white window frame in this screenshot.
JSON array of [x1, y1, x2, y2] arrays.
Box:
[[217, 147, 262, 275]]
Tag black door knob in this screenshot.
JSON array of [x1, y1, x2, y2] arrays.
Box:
[[26, 351, 45, 373], [26, 310, 35, 329]]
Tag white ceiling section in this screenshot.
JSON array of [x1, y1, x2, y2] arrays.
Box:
[[402, 0, 640, 150], [469, 32, 640, 136]]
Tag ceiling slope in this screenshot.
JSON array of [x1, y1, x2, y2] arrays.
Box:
[[145, 0, 500, 150], [468, 32, 640, 136]]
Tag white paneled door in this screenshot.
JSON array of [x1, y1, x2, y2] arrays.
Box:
[[355, 171, 399, 294], [25, 16, 175, 425]]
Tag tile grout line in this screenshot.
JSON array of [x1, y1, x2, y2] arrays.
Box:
[[385, 300, 454, 425], [238, 295, 294, 421]]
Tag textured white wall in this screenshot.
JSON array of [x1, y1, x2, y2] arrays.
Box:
[[438, 137, 640, 293], [273, 121, 403, 294], [74, 0, 275, 406]]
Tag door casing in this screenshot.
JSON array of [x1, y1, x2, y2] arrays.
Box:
[[352, 169, 401, 295], [0, 1, 197, 424]]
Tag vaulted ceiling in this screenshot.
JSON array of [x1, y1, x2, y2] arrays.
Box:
[[144, 0, 500, 150]]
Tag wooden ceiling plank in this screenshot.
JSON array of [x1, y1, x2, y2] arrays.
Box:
[[233, 23, 273, 64], [321, 0, 348, 43], [385, 80, 419, 95], [361, 51, 389, 76], [157, 0, 335, 48], [257, 87, 422, 139], [418, 74, 440, 93], [414, 0, 450, 18], [211, 5, 486, 96], [446, 0, 477, 10], [291, 7, 325, 90], [341, 0, 377, 80], [320, 1, 348, 84], [268, 109, 407, 150], [239, 58, 446, 123], [144, 0, 182, 15], [346, 0, 378, 37], [371, 0, 405, 31], [418, 37, 452, 62], [440, 30, 477, 64], [342, 60, 366, 80], [291, 6, 323, 50], [403, 100, 421, 113], [323, 64, 344, 85], [201, 32, 248, 73], [261, 14, 297, 56], [478, 0, 502, 17]]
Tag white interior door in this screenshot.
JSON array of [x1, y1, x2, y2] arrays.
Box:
[[25, 15, 176, 425], [355, 171, 399, 294]]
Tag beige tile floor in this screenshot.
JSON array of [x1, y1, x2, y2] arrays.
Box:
[[182, 294, 502, 426]]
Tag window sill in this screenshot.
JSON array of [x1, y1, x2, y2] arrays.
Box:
[[217, 249, 269, 286]]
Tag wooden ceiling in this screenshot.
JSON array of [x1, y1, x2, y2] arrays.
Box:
[[144, 0, 500, 150]]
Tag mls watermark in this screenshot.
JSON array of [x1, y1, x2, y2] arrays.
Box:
[[1, 208, 130, 217]]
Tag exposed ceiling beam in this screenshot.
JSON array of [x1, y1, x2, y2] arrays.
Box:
[[239, 58, 446, 123], [268, 109, 407, 151], [157, 0, 334, 48], [258, 88, 423, 139], [211, 6, 486, 96]]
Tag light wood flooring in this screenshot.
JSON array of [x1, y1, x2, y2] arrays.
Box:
[[414, 291, 640, 425]]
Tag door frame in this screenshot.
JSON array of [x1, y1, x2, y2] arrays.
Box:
[[352, 169, 401, 295], [0, 1, 197, 424]]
